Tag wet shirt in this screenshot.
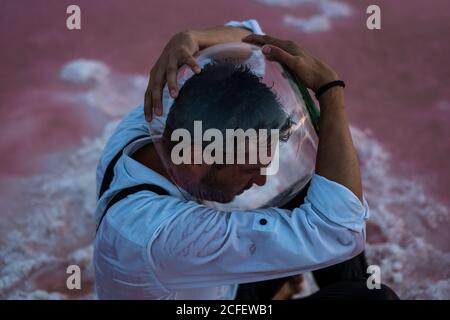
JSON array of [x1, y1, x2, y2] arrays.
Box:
[[94, 20, 369, 300]]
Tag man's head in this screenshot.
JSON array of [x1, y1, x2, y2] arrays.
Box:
[[162, 62, 292, 203]]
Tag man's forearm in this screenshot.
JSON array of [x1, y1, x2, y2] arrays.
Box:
[[315, 87, 363, 201], [189, 26, 252, 50]]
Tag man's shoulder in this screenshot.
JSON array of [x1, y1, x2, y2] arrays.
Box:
[[96, 104, 149, 190], [103, 104, 149, 156]]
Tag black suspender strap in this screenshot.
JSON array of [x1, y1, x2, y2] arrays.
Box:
[[96, 184, 169, 233], [98, 134, 148, 200], [96, 134, 170, 233]]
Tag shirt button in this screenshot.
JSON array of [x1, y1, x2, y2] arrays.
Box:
[[259, 218, 267, 225]]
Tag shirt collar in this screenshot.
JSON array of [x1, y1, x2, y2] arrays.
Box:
[[122, 136, 195, 201]]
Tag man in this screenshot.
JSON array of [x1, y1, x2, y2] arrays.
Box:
[[94, 19, 398, 300]]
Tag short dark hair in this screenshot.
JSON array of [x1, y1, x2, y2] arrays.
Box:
[[163, 61, 292, 150]]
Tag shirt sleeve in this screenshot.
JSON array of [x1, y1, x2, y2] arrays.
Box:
[[147, 174, 369, 289], [224, 19, 265, 35]]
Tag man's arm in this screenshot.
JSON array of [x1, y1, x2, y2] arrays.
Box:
[[243, 34, 363, 201], [189, 26, 252, 50], [316, 88, 362, 200]]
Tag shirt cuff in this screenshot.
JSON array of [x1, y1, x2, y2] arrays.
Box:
[[224, 19, 265, 35], [305, 174, 370, 232]]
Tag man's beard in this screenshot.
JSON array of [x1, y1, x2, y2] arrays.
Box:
[[183, 172, 235, 203]]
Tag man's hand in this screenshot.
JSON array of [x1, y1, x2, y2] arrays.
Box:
[[244, 34, 363, 201], [243, 34, 338, 93], [144, 31, 201, 121], [272, 275, 304, 300], [145, 26, 252, 122]]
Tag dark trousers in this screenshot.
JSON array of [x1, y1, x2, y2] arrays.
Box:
[[235, 183, 399, 300]]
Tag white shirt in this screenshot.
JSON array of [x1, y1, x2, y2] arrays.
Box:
[[94, 19, 369, 300]]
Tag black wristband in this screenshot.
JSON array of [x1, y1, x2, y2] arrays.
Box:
[[315, 80, 345, 100]]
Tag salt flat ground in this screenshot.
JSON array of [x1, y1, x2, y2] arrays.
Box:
[[0, 0, 449, 299]]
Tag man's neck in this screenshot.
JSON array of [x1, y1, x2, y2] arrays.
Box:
[[131, 141, 173, 182]]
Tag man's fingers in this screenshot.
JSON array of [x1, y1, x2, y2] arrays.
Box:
[[243, 34, 286, 49], [184, 55, 201, 75], [167, 54, 202, 103], [144, 87, 152, 122], [243, 34, 301, 56], [166, 60, 179, 99], [151, 84, 164, 117], [262, 45, 298, 71], [148, 68, 165, 117], [144, 51, 201, 121]]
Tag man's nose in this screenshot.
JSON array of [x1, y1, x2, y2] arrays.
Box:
[[253, 174, 267, 186]]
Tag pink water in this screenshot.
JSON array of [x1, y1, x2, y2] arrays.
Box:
[[0, 0, 449, 299]]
